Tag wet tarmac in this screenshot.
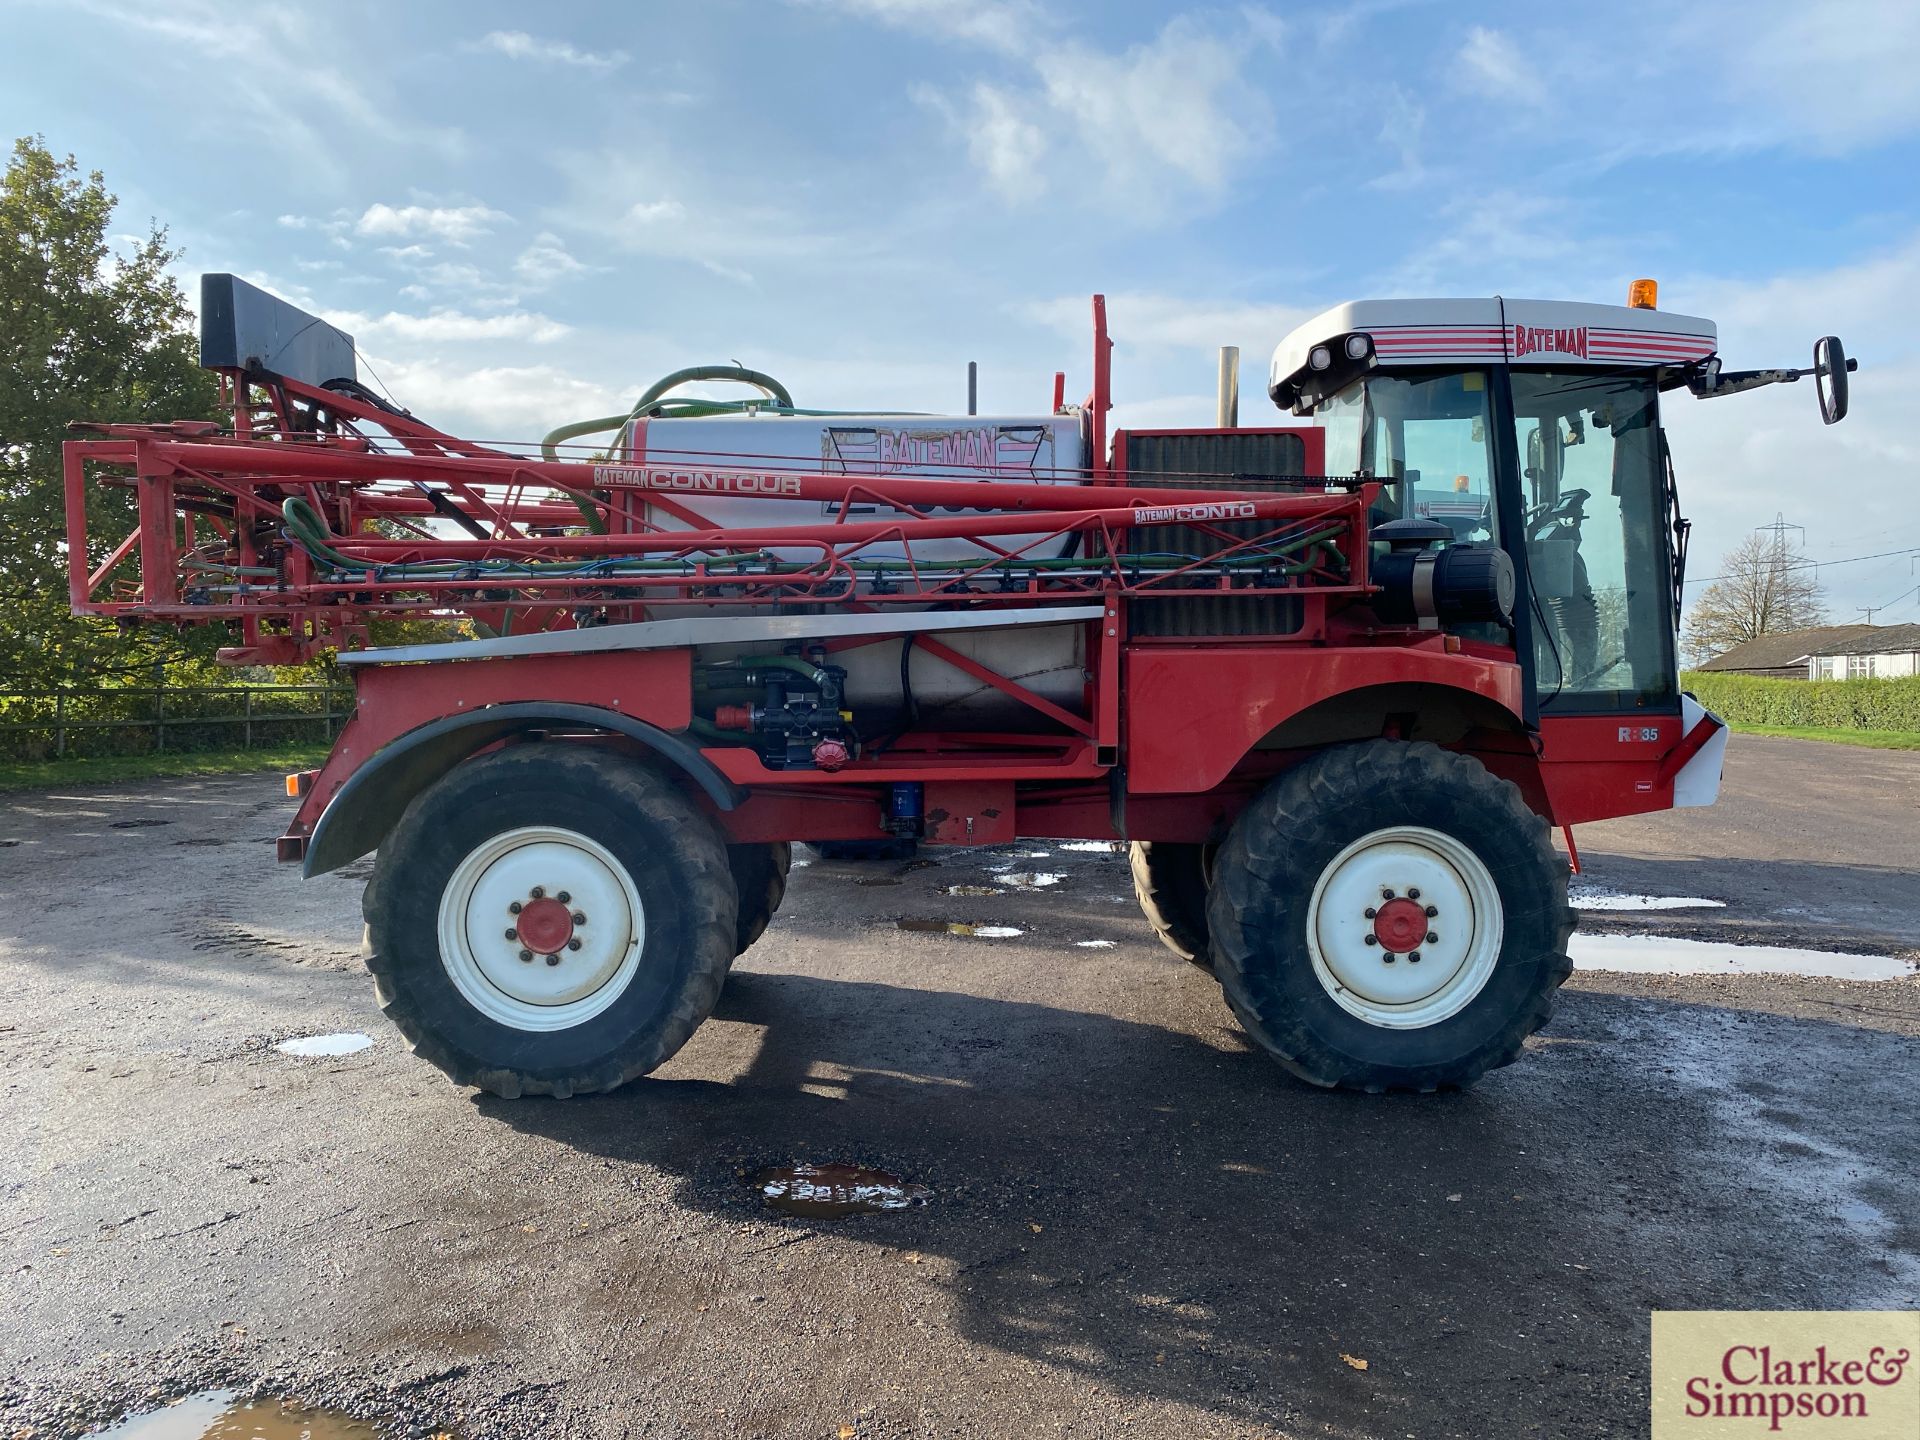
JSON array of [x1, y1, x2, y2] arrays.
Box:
[[750, 1164, 933, 1219], [2, 733, 1916, 1439]]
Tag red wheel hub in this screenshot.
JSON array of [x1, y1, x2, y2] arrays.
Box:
[[1372, 897, 1428, 953], [516, 896, 575, 954]]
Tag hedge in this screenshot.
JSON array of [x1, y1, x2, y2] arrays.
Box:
[[1682, 671, 1920, 731]]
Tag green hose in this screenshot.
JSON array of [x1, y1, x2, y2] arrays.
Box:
[[539, 365, 797, 465]]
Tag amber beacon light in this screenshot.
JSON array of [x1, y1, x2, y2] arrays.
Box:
[[1627, 278, 1659, 310]]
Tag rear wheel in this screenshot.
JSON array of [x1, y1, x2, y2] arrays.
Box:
[[363, 745, 736, 1098], [728, 841, 791, 957], [1129, 842, 1214, 971], [1207, 741, 1574, 1092]]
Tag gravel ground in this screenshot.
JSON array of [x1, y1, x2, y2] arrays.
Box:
[[0, 733, 1914, 1439]]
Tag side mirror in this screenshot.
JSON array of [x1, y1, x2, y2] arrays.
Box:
[[1814, 336, 1850, 424]]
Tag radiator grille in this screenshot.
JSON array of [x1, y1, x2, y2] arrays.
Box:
[[1123, 432, 1312, 637]]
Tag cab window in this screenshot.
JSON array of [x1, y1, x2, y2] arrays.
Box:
[[1328, 370, 1499, 545]]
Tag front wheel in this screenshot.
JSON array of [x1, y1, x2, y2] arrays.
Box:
[[1207, 741, 1574, 1093], [363, 745, 737, 1098]]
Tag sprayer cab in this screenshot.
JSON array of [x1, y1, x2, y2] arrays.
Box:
[[1268, 287, 1854, 722]]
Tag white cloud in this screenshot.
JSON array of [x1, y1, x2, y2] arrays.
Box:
[[515, 233, 595, 285], [476, 30, 630, 72], [832, 1, 1288, 207], [626, 200, 689, 225], [372, 360, 628, 440], [377, 243, 434, 262], [1656, 233, 1920, 619], [56, 0, 463, 185], [1456, 26, 1542, 106], [796, 0, 1042, 53], [915, 82, 1046, 198], [356, 203, 510, 246], [331, 309, 572, 345], [1691, 0, 1920, 152], [1368, 87, 1429, 191], [1024, 293, 1314, 354]]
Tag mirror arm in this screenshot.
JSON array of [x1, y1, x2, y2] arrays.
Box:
[[1689, 366, 1803, 399], [1687, 357, 1856, 401]]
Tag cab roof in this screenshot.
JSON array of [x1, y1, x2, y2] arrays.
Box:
[[1269, 297, 1718, 410]]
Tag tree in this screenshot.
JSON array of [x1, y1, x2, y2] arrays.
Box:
[[0, 136, 219, 689], [1682, 532, 1828, 666]]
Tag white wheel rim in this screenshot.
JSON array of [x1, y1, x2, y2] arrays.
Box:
[[437, 825, 646, 1033], [1306, 825, 1503, 1029]]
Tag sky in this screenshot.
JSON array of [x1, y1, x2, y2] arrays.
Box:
[[5, 0, 1919, 624]]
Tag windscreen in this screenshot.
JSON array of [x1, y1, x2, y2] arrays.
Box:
[[1510, 371, 1677, 712]]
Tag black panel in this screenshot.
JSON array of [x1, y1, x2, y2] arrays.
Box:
[[199, 273, 357, 386]]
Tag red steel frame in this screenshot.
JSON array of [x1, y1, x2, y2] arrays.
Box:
[[61, 296, 1706, 861]]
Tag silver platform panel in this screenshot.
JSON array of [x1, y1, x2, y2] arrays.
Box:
[[337, 604, 1110, 666]]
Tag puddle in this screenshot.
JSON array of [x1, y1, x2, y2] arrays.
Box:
[[1059, 841, 1119, 854], [274, 1032, 374, 1057], [991, 872, 1065, 889], [750, 1162, 932, 1218], [109, 818, 172, 830], [88, 1391, 381, 1439], [853, 875, 903, 887], [1570, 935, 1913, 981], [1074, 939, 1116, 949], [1572, 886, 1725, 911], [941, 884, 1005, 897], [896, 920, 1023, 939]]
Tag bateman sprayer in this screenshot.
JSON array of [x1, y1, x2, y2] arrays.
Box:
[[62, 275, 1855, 1095]]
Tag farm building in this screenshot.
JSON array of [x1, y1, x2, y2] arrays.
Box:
[[1804, 623, 1920, 680], [1693, 625, 1877, 680]]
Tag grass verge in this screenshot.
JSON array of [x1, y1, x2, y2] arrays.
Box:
[[0, 744, 329, 793], [1728, 723, 1920, 751]]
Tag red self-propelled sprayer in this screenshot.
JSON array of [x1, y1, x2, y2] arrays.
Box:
[[62, 273, 1855, 1096]]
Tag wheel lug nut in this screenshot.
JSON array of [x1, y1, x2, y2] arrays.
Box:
[[518, 949, 533, 963], [557, 891, 571, 904], [1426, 931, 1439, 944], [530, 886, 545, 899], [567, 938, 582, 951], [1381, 888, 1395, 900], [509, 901, 523, 915], [1408, 951, 1422, 963], [1424, 904, 1438, 917], [1364, 934, 1378, 946], [505, 928, 518, 941], [1408, 888, 1421, 900], [571, 912, 586, 926], [1383, 954, 1395, 964], [544, 953, 561, 967], [1364, 906, 1377, 919]]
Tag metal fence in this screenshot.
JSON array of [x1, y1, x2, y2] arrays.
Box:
[[0, 685, 353, 761]]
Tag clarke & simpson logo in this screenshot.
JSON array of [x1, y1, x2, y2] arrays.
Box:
[[1653, 1312, 1918, 1438]]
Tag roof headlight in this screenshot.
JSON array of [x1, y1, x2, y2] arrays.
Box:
[[1308, 344, 1333, 371], [1345, 333, 1372, 360]]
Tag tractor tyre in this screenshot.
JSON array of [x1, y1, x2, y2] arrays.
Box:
[[728, 841, 791, 958], [362, 745, 736, 1099], [1129, 842, 1214, 971], [1207, 740, 1575, 1093]]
